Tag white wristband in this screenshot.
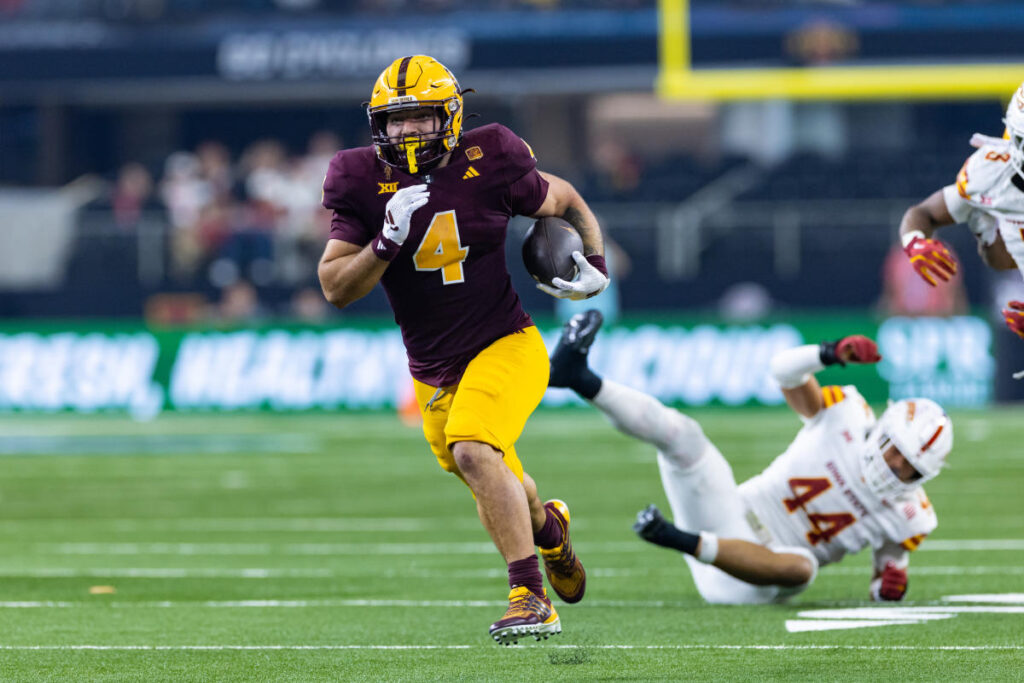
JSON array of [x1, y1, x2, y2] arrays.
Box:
[[697, 531, 719, 564], [901, 230, 926, 248]]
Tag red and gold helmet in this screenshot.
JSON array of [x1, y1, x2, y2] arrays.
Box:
[[367, 55, 465, 175]]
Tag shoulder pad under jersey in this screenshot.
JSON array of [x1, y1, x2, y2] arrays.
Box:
[[461, 123, 538, 185], [321, 146, 378, 212], [953, 145, 1014, 203]]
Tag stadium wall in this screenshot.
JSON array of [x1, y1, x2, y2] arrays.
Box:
[[0, 315, 993, 417]]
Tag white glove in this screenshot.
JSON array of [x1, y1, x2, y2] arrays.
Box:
[[536, 251, 610, 301], [381, 184, 429, 247]]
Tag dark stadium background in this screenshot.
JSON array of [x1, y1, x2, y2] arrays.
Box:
[[1, 0, 1023, 404]]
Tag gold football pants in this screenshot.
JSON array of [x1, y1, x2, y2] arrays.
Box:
[[413, 326, 548, 484]]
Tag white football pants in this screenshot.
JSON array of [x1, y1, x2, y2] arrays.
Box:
[[592, 379, 815, 604]]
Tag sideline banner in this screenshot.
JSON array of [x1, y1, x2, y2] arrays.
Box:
[[0, 315, 993, 416]]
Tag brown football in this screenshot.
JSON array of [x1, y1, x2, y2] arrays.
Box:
[[521, 217, 583, 288]]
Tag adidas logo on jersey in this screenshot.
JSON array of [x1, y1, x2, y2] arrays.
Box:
[[462, 166, 480, 180]]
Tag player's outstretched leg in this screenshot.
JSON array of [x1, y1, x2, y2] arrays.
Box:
[[549, 309, 604, 399], [536, 499, 586, 603], [488, 586, 561, 646]]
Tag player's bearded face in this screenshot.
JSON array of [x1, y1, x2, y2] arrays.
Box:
[[882, 445, 922, 484], [386, 109, 440, 142]]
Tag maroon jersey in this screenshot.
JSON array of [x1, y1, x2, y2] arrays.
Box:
[[322, 123, 550, 386]]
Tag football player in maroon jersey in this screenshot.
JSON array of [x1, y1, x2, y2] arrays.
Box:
[[318, 55, 609, 644]]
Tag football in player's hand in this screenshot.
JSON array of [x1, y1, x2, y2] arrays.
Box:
[[522, 217, 583, 288]]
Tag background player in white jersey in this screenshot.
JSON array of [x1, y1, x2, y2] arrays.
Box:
[[898, 80, 1024, 340], [549, 310, 953, 604]]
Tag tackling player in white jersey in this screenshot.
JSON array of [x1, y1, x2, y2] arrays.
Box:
[[549, 310, 953, 604], [898, 80, 1024, 340]]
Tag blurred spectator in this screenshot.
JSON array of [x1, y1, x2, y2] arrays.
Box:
[[156, 133, 344, 289], [241, 139, 291, 210], [590, 138, 643, 197], [196, 141, 235, 200], [144, 292, 208, 325], [160, 151, 211, 281], [290, 286, 332, 322], [201, 140, 287, 287], [878, 243, 968, 317], [110, 163, 160, 230], [86, 162, 164, 232], [718, 281, 775, 322], [278, 131, 338, 283], [214, 280, 267, 323], [207, 199, 275, 287]]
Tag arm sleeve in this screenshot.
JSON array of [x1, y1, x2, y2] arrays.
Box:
[[769, 344, 824, 389]]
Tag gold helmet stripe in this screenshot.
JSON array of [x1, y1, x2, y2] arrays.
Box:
[[395, 56, 413, 97]]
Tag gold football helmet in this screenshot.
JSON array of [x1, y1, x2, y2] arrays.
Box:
[[367, 55, 465, 175]]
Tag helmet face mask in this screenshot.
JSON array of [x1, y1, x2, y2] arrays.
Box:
[[861, 399, 952, 499], [367, 55, 464, 175]]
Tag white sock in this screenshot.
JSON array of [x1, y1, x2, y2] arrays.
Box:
[[591, 380, 707, 468], [697, 531, 719, 564]]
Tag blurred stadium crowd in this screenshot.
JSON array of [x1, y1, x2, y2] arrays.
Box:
[[1, 0, 1022, 326], [34, 97, 998, 327], [84, 133, 339, 311], [0, 0, 653, 21]]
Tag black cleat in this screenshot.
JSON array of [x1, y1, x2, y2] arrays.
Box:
[[549, 310, 604, 391], [556, 310, 604, 356], [633, 504, 669, 542]]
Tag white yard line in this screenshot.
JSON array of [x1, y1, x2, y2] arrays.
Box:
[[0, 599, 685, 608], [921, 540, 1024, 551], [3, 598, 1022, 609], [1, 565, 1023, 579], [822, 566, 1024, 575], [26, 539, 1024, 556], [0, 518, 481, 533], [0, 644, 1020, 651], [0, 568, 340, 578]]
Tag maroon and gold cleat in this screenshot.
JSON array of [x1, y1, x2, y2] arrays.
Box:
[[538, 499, 587, 604], [489, 586, 561, 646]]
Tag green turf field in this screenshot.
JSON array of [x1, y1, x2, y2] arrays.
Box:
[[0, 408, 1021, 681]]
